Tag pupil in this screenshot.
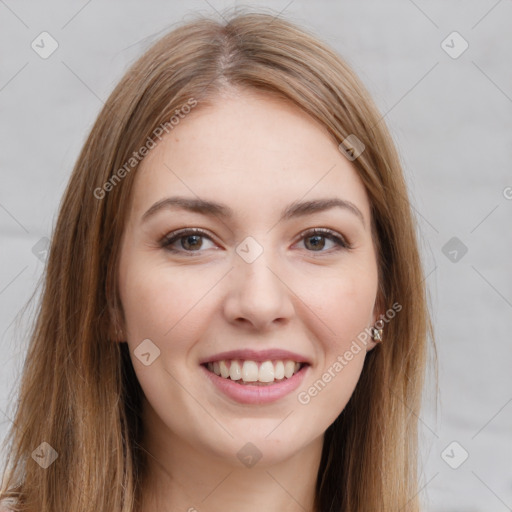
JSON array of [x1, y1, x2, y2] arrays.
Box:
[[180, 234, 326, 251], [307, 235, 324, 250], [184, 235, 202, 250]]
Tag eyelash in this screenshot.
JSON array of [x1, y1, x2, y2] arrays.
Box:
[[159, 227, 352, 256]]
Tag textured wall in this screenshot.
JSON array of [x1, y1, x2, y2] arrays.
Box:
[[1, 1, 511, 510]]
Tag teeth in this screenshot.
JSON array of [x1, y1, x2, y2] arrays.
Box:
[[206, 359, 304, 383], [258, 361, 274, 382], [229, 360, 242, 381], [242, 361, 259, 382], [219, 360, 230, 378], [274, 360, 285, 380], [284, 360, 295, 379]]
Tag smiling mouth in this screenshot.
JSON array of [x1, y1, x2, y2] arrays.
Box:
[[203, 359, 307, 385]]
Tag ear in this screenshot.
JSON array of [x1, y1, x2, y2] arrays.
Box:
[[365, 332, 380, 352], [366, 295, 385, 352]]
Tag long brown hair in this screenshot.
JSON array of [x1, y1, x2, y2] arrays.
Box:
[[0, 10, 436, 512]]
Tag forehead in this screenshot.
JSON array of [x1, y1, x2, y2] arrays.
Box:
[[128, 89, 371, 225]]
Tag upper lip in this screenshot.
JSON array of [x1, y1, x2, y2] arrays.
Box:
[[200, 349, 312, 365]]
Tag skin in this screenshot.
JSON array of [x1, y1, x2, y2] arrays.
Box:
[[117, 87, 381, 512]]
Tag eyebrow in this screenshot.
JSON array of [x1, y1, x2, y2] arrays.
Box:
[[141, 196, 365, 227]]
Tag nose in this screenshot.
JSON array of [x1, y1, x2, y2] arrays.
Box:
[[222, 249, 295, 332]]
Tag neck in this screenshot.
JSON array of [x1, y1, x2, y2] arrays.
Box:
[[138, 399, 323, 512]]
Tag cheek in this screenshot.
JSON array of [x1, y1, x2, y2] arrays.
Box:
[[306, 260, 378, 351], [296, 262, 377, 422], [119, 256, 216, 354], [295, 273, 374, 427], [333, 277, 374, 338]]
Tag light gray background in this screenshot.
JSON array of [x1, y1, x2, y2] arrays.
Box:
[[1, 1, 511, 511]]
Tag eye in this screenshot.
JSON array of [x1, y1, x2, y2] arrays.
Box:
[[160, 227, 351, 256], [295, 228, 351, 253], [160, 228, 216, 255]]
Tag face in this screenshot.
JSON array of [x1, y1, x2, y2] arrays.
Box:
[[117, 88, 381, 468]]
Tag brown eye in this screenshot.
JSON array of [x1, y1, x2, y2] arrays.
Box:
[[298, 229, 350, 253], [304, 234, 327, 251], [180, 234, 203, 251], [161, 229, 216, 255], [160, 227, 351, 257]]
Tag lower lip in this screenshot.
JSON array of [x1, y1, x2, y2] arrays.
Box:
[[200, 364, 309, 404]]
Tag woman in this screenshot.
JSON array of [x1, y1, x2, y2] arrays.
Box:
[[0, 11, 435, 512]]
